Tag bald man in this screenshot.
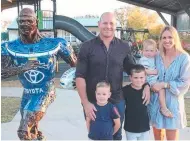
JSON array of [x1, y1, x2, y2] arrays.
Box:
[[76, 12, 150, 140], [1, 8, 77, 140]]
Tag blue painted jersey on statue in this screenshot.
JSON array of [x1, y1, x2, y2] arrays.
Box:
[[1, 38, 71, 111]]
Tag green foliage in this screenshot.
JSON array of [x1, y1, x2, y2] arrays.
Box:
[[114, 6, 165, 37], [1, 32, 9, 41], [179, 32, 190, 54], [134, 33, 149, 42], [38, 10, 43, 30]]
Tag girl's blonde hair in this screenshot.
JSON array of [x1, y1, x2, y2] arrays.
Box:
[[159, 26, 187, 56]]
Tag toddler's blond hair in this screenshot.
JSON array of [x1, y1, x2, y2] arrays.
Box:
[[143, 39, 157, 50]]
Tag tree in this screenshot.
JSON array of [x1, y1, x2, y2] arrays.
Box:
[[74, 15, 99, 18], [114, 7, 129, 28], [127, 7, 149, 29], [1, 32, 9, 41], [114, 6, 165, 38], [149, 24, 164, 37]]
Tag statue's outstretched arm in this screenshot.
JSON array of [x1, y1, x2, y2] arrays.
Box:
[[57, 39, 77, 67]]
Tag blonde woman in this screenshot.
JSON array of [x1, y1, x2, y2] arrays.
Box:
[[149, 26, 190, 140]]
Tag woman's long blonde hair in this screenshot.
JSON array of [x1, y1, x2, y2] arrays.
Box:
[[159, 26, 187, 56]]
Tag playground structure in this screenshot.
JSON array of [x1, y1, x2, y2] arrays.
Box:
[[2, 0, 96, 42], [116, 28, 150, 58]]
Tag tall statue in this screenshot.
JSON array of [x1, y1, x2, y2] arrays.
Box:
[[1, 8, 77, 140]]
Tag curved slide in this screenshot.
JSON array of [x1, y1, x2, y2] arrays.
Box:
[[55, 15, 96, 42]]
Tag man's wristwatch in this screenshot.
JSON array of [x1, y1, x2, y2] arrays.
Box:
[[164, 82, 170, 89], [142, 82, 150, 89]]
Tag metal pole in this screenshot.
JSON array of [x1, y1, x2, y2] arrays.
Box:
[[53, 0, 57, 37], [17, 0, 20, 15], [156, 11, 170, 26], [39, 0, 41, 10], [20, 0, 23, 9], [17, 0, 20, 36], [34, 0, 36, 13], [37, 0, 39, 12], [171, 15, 177, 28]]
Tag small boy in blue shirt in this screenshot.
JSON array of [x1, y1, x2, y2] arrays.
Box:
[[86, 81, 121, 140]]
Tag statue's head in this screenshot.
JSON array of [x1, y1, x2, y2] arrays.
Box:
[[17, 8, 38, 36]]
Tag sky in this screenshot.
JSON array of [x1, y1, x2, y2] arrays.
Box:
[[1, 0, 171, 23], [1, 0, 129, 20]]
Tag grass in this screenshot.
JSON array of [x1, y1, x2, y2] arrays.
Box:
[[1, 97, 21, 123], [185, 98, 190, 127], [182, 39, 190, 43]]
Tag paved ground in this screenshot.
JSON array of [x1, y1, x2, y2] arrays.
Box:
[[1, 87, 190, 140]]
